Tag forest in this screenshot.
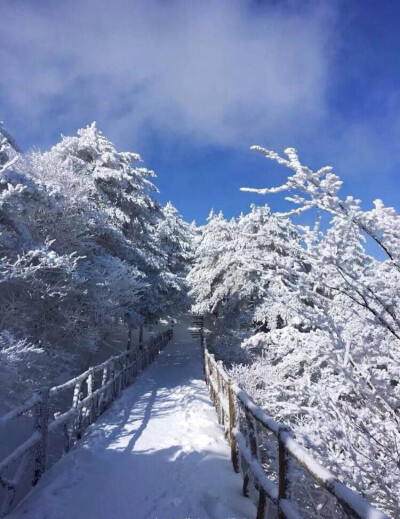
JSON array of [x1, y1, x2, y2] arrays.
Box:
[[1, 123, 399, 516]]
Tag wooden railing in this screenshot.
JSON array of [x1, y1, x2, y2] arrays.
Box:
[[203, 340, 390, 519], [0, 328, 173, 517]]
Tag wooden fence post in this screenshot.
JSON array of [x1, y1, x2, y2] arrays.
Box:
[[117, 360, 123, 396], [76, 391, 84, 440], [124, 356, 130, 387], [87, 367, 95, 423], [207, 356, 212, 397], [251, 416, 266, 519], [211, 359, 216, 405], [202, 339, 206, 380], [33, 387, 49, 485], [256, 489, 267, 519], [227, 379, 239, 473], [203, 350, 208, 384], [102, 365, 108, 386], [278, 426, 291, 519], [246, 411, 259, 459], [110, 358, 117, 399], [72, 380, 83, 440], [63, 421, 71, 454], [216, 363, 222, 425], [100, 365, 108, 410], [243, 410, 259, 499]]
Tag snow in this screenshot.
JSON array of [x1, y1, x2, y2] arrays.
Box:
[[280, 431, 335, 484], [9, 320, 256, 519], [231, 383, 281, 436]]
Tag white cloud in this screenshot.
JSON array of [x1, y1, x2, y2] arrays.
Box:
[[0, 0, 338, 149]]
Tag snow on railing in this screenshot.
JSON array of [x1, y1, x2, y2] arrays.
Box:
[[0, 328, 173, 517], [202, 339, 391, 519]]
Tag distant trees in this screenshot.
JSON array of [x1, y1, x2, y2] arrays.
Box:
[[188, 210, 237, 324], [0, 123, 192, 406], [188, 205, 302, 334], [156, 201, 195, 311]]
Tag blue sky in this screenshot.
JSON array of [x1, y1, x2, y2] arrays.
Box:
[[1, 0, 399, 224]]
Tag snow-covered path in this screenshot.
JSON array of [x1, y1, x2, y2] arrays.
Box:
[[10, 321, 255, 519]]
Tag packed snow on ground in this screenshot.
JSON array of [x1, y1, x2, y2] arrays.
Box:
[[10, 320, 256, 519]]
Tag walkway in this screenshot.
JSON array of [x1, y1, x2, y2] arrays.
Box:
[[10, 321, 255, 519]]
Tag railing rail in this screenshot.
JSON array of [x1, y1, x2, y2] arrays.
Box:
[[203, 339, 391, 519], [0, 328, 173, 517]]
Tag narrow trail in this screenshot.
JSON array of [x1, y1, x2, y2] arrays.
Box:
[[10, 320, 256, 519]]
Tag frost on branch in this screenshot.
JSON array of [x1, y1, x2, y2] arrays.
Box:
[[242, 146, 400, 263]]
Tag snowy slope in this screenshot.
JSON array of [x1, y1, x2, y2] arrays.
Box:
[[10, 320, 255, 519]]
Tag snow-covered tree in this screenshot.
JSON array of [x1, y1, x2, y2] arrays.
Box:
[[30, 124, 153, 332], [157, 202, 194, 275], [0, 125, 78, 342], [188, 144, 400, 516], [231, 146, 400, 516], [0, 122, 192, 405], [242, 146, 400, 343], [155, 201, 195, 312], [0, 125, 80, 402], [188, 210, 238, 324]]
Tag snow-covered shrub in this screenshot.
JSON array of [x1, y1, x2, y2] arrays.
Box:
[[0, 331, 74, 407], [0, 332, 46, 407]]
